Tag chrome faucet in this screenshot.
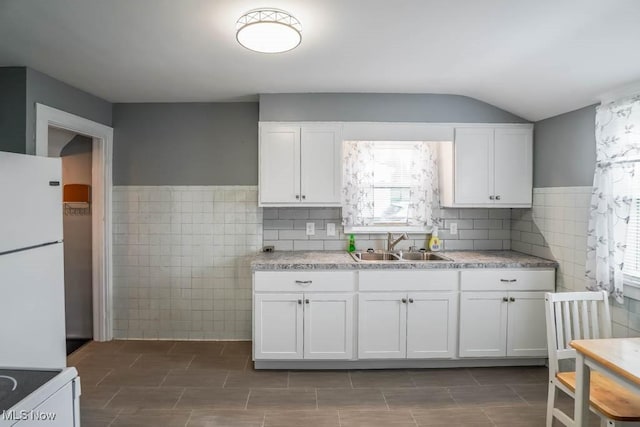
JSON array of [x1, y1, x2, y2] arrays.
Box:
[[387, 232, 409, 252]]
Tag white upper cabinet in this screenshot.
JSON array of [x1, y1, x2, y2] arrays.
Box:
[[440, 125, 533, 208], [259, 122, 342, 206]]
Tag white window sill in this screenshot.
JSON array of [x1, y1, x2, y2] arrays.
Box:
[[624, 283, 640, 301], [344, 225, 430, 234], [623, 274, 640, 300]]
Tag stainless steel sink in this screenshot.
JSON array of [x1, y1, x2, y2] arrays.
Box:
[[350, 251, 401, 261], [398, 252, 452, 261], [349, 251, 452, 262]]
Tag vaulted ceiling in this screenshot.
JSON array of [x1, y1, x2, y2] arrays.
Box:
[[1, 0, 639, 120]]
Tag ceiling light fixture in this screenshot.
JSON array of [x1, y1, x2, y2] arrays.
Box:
[[236, 8, 302, 54]]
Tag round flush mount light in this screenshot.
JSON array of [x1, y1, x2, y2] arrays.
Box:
[[236, 8, 302, 53]]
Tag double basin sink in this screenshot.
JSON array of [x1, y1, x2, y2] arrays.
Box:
[[350, 250, 452, 262]]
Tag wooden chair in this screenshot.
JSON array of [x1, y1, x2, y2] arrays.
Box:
[[545, 291, 640, 426]]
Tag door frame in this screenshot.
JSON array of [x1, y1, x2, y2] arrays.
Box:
[[35, 103, 113, 341]]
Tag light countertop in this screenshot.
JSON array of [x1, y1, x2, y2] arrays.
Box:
[[251, 250, 558, 271]]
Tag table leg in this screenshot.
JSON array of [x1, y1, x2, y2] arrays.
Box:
[[575, 353, 590, 427]]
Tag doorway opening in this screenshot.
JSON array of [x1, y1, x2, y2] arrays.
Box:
[[36, 104, 113, 346], [48, 128, 94, 354]]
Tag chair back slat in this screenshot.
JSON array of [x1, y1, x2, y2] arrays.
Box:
[[562, 301, 572, 347], [590, 299, 599, 339], [571, 300, 581, 339], [554, 302, 565, 349], [580, 300, 590, 339]]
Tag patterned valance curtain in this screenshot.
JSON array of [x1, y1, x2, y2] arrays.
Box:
[[586, 95, 640, 303], [341, 141, 440, 227]]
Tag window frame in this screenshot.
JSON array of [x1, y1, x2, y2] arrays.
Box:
[[343, 141, 433, 234]]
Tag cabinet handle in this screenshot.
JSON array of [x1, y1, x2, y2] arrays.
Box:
[[295, 195, 300, 199], [295, 280, 312, 285], [401, 298, 407, 304], [502, 297, 508, 302], [500, 279, 517, 283], [302, 195, 306, 200], [496, 195, 501, 200], [297, 299, 302, 305], [509, 297, 515, 302], [305, 299, 309, 304], [489, 195, 495, 200], [408, 298, 414, 303]]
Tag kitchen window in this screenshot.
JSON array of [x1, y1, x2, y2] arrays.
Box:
[[623, 162, 640, 299], [342, 140, 440, 233]]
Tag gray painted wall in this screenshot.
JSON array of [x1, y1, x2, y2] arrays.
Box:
[[59, 134, 93, 339], [533, 104, 597, 187], [112, 103, 259, 185], [259, 93, 528, 123], [26, 68, 112, 154], [0, 67, 26, 153]]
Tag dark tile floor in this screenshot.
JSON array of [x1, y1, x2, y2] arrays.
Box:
[[68, 340, 602, 427]]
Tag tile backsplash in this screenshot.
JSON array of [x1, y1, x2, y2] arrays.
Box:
[[263, 207, 512, 251], [510, 186, 640, 338], [112, 186, 262, 340]]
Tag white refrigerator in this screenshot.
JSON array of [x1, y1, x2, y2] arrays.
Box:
[[0, 151, 67, 369]]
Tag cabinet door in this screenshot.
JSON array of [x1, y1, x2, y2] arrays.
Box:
[[358, 293, 407, 359], [254, 293, 303, 359], [506, 291, 548, 357], [304, 293, 354, 359], [493, 128, 532, 206], [459, 292, 507, 357], [454, 128, 494, 205], [259, 125, 300, 204], [407, 292, 458, 359], [300, 125, 342, 204]]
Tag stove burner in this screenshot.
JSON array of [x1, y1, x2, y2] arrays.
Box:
[[0, 376, 17, 391]]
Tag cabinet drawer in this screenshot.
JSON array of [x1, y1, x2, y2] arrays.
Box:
[[359, 270, 458, 292], [461, 269, 554, 292], [255, 271, 356, 292]]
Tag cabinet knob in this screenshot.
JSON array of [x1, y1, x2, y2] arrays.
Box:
[[305, 299, 309, 304], [489, 195, 495, 200], [401, 298, 407, 304], [297, 299, 302, 305], [302, 195, 306, 200], [408, 298, 414, 303], [295, 195, 300, 199], [509, 297, 515, 302], [496, 195, 501, 200], [502, 297, 508, 302]]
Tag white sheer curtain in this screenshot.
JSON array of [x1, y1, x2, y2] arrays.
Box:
[[341, 140, 440, 228], [586, 95, 640, 303]]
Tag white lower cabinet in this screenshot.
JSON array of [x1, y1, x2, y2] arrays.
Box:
[[459, 292, 508, 357], [254, 293, 304, 360], [358, 292, 407, 359], [358, 291, 458, 360], [304, 293, 354, 359], [458, 269, 554, 358], [254, 289, 354, 360], [253, 268, 554, 365]]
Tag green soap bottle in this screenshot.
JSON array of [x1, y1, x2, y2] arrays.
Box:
[[348, 234, 356, 252]]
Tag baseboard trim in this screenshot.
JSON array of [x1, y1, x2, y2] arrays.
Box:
[[253, 358, 547, 370]]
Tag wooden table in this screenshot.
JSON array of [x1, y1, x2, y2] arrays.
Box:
[[570, 338, 640, 426]]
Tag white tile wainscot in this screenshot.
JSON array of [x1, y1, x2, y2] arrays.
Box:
[[112, 186, 262, 339]]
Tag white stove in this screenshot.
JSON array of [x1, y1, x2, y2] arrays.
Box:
[[0, 367, 80, 426]]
